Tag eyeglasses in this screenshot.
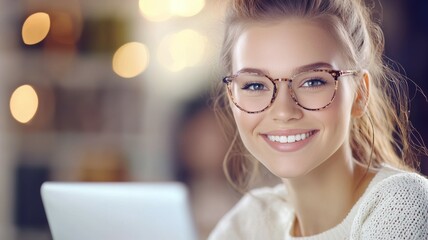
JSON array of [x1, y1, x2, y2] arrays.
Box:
[[223, 69, 358, 114]]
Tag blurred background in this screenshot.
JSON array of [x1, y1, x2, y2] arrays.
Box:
[[0, 0, 427, 240]]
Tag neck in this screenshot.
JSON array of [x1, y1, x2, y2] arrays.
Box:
[[283, 147, 374, 237]]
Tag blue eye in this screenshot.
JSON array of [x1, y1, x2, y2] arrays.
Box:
[[242, 83, 267, 91], [301, 79, 326, 88]]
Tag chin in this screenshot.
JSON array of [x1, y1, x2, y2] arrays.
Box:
[[261, 160, 313, 179]]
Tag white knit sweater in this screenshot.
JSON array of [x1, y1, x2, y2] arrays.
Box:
[[208, 166, 428, 240]]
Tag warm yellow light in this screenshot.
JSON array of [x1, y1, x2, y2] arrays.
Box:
[[112, 42, 150, 78], [139, 0, 172, 22], [22, 12, 51, 45], [158, 34, 185, 72], [170, 0, 205, 17], [10, 85, 39, 124], [158, 29, 207, 72]]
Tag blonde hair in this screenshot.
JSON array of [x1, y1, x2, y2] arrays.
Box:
[[213, 0, 426, 192]]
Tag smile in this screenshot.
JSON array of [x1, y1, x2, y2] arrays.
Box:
[[267, 130, 316, 144]]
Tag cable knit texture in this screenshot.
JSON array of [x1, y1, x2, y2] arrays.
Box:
[[208, 166, 428, 240]]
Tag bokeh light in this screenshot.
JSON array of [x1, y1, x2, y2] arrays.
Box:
[[139, 0, 172, 22], [157, 29, 207, 72], [170, 0, 205, 17], [10, 85, 39, 124], [139, 0, 205, 21], [112, 42, 150, 78], [22, 12, 51, 45]]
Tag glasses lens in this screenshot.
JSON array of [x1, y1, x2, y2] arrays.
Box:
[[229, 73, 274, 112], [291, 71, 337, 110]]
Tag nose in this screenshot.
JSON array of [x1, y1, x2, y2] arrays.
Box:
[[269, 81, 303, 122]]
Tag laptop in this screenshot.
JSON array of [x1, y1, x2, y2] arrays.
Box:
[[41, 182, 198, 240]]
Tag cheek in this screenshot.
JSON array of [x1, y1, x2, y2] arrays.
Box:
[[337, 81, 356, 119], [321, 83, 355, 135], [231, 105, 263, 139]]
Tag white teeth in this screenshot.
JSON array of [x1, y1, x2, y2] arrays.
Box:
[[267, 132, 313, 144]]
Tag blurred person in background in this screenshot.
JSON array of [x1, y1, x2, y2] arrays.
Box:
[[174, 94, 240, 239], [209, 0, 428, 239]]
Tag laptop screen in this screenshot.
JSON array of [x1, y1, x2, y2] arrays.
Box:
[[41, 182, 198, 240]]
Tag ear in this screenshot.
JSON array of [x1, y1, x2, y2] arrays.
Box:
[[351, 71, 370, 118]]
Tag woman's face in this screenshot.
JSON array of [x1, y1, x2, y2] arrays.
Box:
[[230, 19, 357, 179]]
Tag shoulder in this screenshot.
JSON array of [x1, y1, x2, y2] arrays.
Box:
[[352, 170, 428, 239], [208, 184, 293, 240], [366, 170, 428, 205], [362, 166, 428, 203]]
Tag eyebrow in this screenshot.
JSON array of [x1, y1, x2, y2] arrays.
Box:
[[236, 62, 334, 76], [294, 62, 334, 74]]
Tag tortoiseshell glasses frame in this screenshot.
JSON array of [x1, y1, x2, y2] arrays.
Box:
[[223, 69, 358, 114]]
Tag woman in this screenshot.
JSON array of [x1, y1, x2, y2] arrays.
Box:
[[209, 0, 428, 239]]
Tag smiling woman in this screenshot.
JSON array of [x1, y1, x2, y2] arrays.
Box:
[[228, 20, 360, 179], [209, 0, 428, 239]]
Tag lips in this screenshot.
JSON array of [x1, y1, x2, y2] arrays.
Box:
[[261, 129, 318, 152], [267, 131, 316, 144]]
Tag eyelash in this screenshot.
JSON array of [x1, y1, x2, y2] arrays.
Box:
[[242, 82, 268, 91], [300, 79, 327, 88]]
